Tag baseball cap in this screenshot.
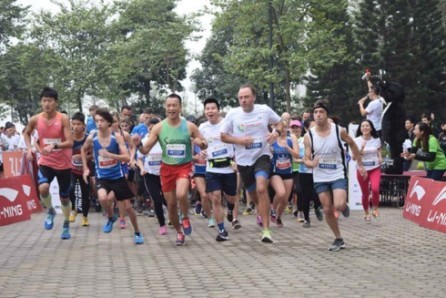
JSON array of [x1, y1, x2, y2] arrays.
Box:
[[290, 120, 302, 127]]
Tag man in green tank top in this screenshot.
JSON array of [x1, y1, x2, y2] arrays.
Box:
[[139, 94, 207, 246]]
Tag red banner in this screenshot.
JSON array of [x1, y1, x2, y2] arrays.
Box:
[[2, 151, 24, 178], [0, 175, 32, 226], [403, 177, 446, 233]]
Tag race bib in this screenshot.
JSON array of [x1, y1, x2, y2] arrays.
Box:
[[363, 152, 376, 167], [276, 157, 291, 169], [245, 136, 263, 150], [166, 144, 186, 158], [210, 144, 228, 158], [43, 138, 62, 151], [98, 156, 118, 168], [72, 157, 83, 171], [148, 153, 162, 166], [319, 154, 337, 170]]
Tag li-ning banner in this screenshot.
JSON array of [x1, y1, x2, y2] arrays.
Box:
[[403, 177, 446, 233]]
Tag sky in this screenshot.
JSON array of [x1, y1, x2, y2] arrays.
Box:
[[14, 0, 213, 115]]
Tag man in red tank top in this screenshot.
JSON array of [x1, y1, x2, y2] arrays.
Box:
[[24, 87, 73, 240]]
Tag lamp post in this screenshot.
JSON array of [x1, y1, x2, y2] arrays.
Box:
[[268, 1, 275, 109]]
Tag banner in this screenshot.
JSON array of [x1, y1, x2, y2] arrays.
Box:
[[2, 151, 24, 178], [403, 177, 446, 233], [0, 175, 33, 226], [347, 124, 363, 210]]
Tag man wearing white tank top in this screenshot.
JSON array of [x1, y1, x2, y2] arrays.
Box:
[[303, 100, 366, 252], [221, 84, 282, 243]]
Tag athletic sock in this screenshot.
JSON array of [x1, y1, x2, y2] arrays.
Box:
[[61, 201, 72, 222], [217, 222, 225, 232], [40, 193, 53, 210]]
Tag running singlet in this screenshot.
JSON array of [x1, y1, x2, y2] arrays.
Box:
[[93, 132, 124, 180], [354, 136, 381, 171], [158, 118, 192, 165], [310, 123, 346, 183], [36, 112, 72, 170], [199, 120, 234, 174], [139, 140, 162, 176], [271, 138, 293, 175], [220, 104, 281, 166], [72, 133, 88, 175]]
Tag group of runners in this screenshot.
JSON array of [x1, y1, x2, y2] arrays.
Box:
[[24, 80, 445, 252]]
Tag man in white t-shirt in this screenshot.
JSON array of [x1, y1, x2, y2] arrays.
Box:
[[1, 122, 20, 151], [200, 97, 241, 242], [221, 84, 282, 243]]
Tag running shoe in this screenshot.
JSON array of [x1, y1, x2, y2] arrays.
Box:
[[194, 202, 202, 215], [69, 211, 77, 223], [182, 217, 192, 235], [256, 215, 263, 227], [365, 215, 371, 224], [175, 232, 185, 246], [61, 222, 71, 240], [44, 211, 56, 230], [328, 238, 345, 252], [227, 210, 233, 223], [372, 210, 380, 220], [200, 210, 208, 218], [216, 230, 229, 242], [119, 218, 127, 229], [293, 209, 298, 217], [243, 207, 253, 215], [261, 229, 273, 243], [232, 219, 242, 230], [81, 216, 89, 227], [103, 215, 117, 233], [276, 217, 283, 228], [342, 205, 350, 218], [134, 233, 144, 245], [297, 211, 304, 222], [284, 204, 293, 214], [315, 206, 323, 221], [302, 221, 311, 228], [207, 217, 216, 228], [270, 209, 277, 223], [159, 225, 168, 235]]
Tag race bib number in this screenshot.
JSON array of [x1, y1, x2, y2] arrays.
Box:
[[245, 136, 263, 150], [319, 155, 337, 170], [363, 152, 376, 167], [147, 153, 161, 167], [210, 144, 228, 158], [276, 157, 291, 170], [43, 138, 62, 151], [98, 156, 118, 168], [72, 157, 83, 171], [166, 144, 186, 158]]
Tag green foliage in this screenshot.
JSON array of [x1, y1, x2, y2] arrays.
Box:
[[0, 0, 29, 52]]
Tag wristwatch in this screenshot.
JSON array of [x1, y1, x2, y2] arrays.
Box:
[[53, 143, 58, 150]]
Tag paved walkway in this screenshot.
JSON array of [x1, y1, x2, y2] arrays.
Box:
[[1, 207, 445, 298]]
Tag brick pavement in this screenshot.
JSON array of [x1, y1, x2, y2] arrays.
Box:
[[1, 208, 445, 298]]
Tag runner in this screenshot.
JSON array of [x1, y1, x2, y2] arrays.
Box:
[[69, 112, 91, 226], [269, 118, 299, 228], [303, 99, 365, 251], [81, 108, 144, 244], [199, 98, 241, 242], [139, 94, 207, 246], [221, 84, 282, 243], [353, 119, 382, 223], [24, 87, 73, 240]]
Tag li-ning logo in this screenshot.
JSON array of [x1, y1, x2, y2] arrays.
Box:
[[0, 188, 19, 202], [432, 186, 446, 206], [237, 124, 246, 132], [409, 180, 425, 201]]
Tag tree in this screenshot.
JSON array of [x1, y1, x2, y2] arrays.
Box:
[[0, 0, 28, 52], [30, 0, 116, 112], [105, 0, 196, 111]]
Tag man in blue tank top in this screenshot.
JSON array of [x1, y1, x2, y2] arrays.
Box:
[[81, 108, 144, 245]]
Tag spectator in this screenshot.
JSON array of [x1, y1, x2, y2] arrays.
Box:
[[1, 122, 20, 151], [86, 105, 99, 134], [358, 85, 384, 137], [401, 122, 446, 181]]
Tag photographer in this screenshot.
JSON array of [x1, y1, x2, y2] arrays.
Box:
[[358, 75, 384, 137]]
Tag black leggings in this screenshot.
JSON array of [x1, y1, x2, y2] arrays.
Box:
[[70, 173, 90, 217], [143, 173, 167, 227], [298, 173, 320, 222]]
